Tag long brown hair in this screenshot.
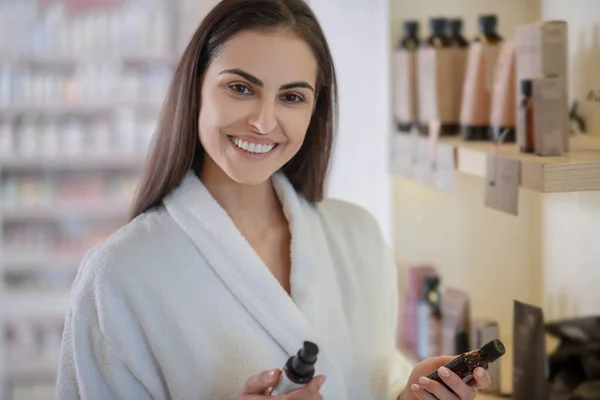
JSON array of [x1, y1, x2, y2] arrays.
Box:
[[130, 0, 338, 220]]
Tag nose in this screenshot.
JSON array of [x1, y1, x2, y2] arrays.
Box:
[[247, 99, 277, 134]]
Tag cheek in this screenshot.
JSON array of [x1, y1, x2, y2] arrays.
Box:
[[281, 108, 313, 147], [198, 88, 248, 140]]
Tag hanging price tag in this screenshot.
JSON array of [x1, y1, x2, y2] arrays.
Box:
[[484, 134, 520, 215], [434, 143, 455, 193], [390, 133, 412, 178]]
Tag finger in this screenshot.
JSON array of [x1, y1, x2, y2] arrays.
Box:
[[436, 367, 476, 400], [241, 369, 279, 395], [410, 383, 437, 400], [418, 376, 459, 400], [470, 367, 491, 390], [285, 375, 326, 399]]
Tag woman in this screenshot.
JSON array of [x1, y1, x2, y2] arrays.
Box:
[[56, 0, 492, 399]]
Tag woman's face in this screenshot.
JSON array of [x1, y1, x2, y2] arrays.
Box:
[[198, 29, 318, 185]]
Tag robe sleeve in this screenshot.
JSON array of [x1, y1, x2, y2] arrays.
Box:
[[375, 225, 417, 400], [55, 312, 154, 400]]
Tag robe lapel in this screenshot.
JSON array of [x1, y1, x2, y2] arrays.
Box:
[[162, 171, 316, 355]]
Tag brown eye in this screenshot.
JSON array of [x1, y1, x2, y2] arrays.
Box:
[[282, 93, 304, 103], [229, 84, 252, 95]]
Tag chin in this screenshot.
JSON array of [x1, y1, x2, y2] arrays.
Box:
[[222, 165, 278, 186]]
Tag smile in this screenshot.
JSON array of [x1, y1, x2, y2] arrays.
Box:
[[228, 136, 278, 154]]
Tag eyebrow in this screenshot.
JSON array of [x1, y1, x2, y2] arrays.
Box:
[[219, 68, 315, 92]]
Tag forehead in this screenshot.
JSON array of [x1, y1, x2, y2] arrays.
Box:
[[209, 29, 318, 86]]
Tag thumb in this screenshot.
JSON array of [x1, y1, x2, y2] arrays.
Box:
[[241, 369, 280, 396], [285, 375, 327, 399]]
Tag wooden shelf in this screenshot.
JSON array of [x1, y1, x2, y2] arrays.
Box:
[[445, 135, 600, 193], [393, 133, 600, 193], [0, 154, 145, 171]]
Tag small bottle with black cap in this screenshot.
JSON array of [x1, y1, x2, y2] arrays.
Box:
[[475, 14, 503, 44], [519, 79, 535, 153], [270, 341, 319, 395], [426, 338, 506, 391], [393, 20, 420, 133]]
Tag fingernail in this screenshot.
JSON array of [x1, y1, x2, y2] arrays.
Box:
[[265, 369, 276, 381], [418, 376, 431, 386], [438, 366, 450, 378], [317, 376, 327, 389], [476, 368, 486, 378], [411, 383, 420, 392]]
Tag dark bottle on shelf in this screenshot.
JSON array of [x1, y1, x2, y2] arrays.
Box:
[[474, 14, 503, 44], [519, 79, 535, 153], [462, 14, 504, 142], [417, 275, 442, 361], [418, 18, 456, 136], [427, 339, 506, 391], [448, 18, 469, 48], [393, 20, 420, 133]]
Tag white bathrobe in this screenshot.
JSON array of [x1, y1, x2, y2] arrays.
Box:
[[56, 171, 415, 399]]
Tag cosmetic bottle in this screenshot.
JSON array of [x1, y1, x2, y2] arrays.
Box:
[[427, 339, 506, 390], [448, 19, 469, 138], [270, 341, 319, 395], [417, 18, 455, 136], [460, 15, 503, 141], [393, 20, 420, 133], [519, 79, 534, 153], [489, 42, 517, 142], [417, 275, 442, 361]]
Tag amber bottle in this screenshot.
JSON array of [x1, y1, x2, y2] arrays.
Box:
[[520, 79, 535, 153], [427, 339, 506, 391]]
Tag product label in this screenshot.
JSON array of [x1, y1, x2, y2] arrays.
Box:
[[483, 45, 501, 92], [418, 48, 436, 124], [393, 50, 418, 125], [490, 42, 516, 127]]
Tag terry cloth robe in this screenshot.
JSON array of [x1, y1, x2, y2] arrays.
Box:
[[55, 171, 415, 400]]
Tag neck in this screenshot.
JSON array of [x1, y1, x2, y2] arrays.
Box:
[[199, 157, 283, 232]]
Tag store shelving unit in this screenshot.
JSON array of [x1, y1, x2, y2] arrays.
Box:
[[0, 1, 179, 399]]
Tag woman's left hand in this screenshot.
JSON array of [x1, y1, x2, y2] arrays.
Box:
[[400, 356, 492, 400]]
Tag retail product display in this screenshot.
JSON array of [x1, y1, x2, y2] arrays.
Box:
[[515, 21, 569, 152], [416, 275, 442, 361], [470, 319, 501, 394], [0, 0, 178, 398], [489, 41, 517, 142]]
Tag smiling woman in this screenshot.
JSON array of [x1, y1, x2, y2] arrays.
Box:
[[55, 1, 492, 400]]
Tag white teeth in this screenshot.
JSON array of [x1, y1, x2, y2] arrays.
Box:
[[230, 137, 276, 154]]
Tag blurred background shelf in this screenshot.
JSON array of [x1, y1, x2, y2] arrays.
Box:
[[0, 155, 145, 171], [1, 252, 83, 272], [0, 54, 176, 67], [0, 202, 131, 221], [0, 102, 164, 118]]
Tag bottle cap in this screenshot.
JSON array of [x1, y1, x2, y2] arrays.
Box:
[[449, 18, 463, 36], [521, 79, 533, 97], [429, 17, 447, 36], [291, 341, 319, 377], [479, 14, 498, 34], [480, 339, 506, 362], [455, 330, 470, 354], [403, 20, 419, 39]]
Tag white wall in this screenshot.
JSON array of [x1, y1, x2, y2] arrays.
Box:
[[310, 0, 394, 243]]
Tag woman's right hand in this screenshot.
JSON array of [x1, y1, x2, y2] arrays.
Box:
[[240, 369, 326, 400]]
